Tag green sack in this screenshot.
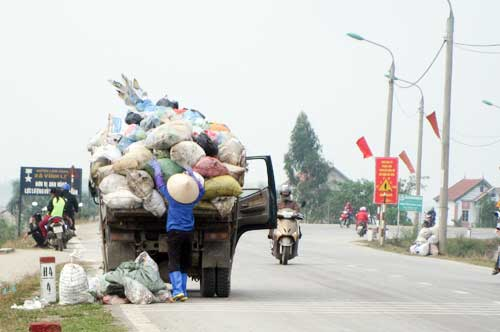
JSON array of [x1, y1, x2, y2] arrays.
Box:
[[105, 261, 166, 293], [203, 175, 242, 201], [144, 158, 184, 182]]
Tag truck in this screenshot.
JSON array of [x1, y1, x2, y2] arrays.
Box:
[[90, 155, 277, 297]]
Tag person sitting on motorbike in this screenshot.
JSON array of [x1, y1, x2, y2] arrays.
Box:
[[344, 202, 354, 219], [268, 185, 301, 239], [340, 210, 349, 222], [38, 188, 67, 240], [355, 207, 369, 228], [60, 183, 79, 230], [492, 213, 500, 275]]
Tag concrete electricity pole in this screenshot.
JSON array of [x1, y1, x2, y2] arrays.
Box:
[[438, 0, 454, 254], [347, 32, 395, 245]]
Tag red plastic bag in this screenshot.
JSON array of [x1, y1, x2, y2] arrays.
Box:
[[193, 157, 229, 179]]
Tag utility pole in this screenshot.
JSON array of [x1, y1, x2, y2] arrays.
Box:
[[438, 2, 454, 254], [414, 94, 424, 226]]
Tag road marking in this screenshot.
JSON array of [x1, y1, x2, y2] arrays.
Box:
[[417, 282, 432, 286], [120, 305, 162, 332], [389, 274, 403, 278], [452, 290, 470, 295]]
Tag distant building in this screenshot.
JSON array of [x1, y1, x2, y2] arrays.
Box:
[[434, 178, 495, 226], [326, 164, 350, 190]]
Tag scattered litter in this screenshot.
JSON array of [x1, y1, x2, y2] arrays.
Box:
[[11, 297, 48, 310]]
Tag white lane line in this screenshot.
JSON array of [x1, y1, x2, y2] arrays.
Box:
[[452, 290, 470, 295], [417, 282, 432, 286], [120, 305, 162, 332]]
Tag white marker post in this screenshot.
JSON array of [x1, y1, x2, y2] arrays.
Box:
[[40, 257, 56, 303]]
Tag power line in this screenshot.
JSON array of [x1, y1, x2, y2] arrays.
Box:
[[455, 42, 500, 47], [453, 129, 500, 140], [451, 136, 500, 147], [393, 89, 418, 118], [397, 41, 446, 89], [455, 45, 500, 55]]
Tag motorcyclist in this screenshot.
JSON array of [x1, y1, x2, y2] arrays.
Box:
[[492, 212, 500, 275], [60, 183, 79, 230], [269, 185, 301, 239], [38, 188, 66, 240], [344, 202, 354, 221], [355, 207, 369, 228], [339, 210, 349, 223]]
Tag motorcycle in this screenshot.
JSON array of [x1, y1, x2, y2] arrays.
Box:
[[356, 223, 368, 237], [271, 208, 303, 265], [46, 216, 74, 251], [339, 215, 351, 228]]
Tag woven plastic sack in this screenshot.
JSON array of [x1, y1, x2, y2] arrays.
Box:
[[125, 111, 143, 125], [96, 165, 114, 185], [170, 141, 206, 169], [126, 170, 154, 199], [135, 251, 159, 272], [416, 227, 433, 243], [416, 242, 430, 256], [87, 129, 108, 152], [153, 149, 170, 159], [125, 140, 147, 154], [152, 289, 171, 303], [223, 163, 245, 182], [123, 277, 154, 304], [99, 174, 129, 195], [143, 190, 166, 217], [144, 158, 183, 182], [91, 159, 110, 181], [103, 190, 142, 209], [194, 157, 228, 179], [195, 132, 219, 157], [59, 263, 89, 305], [144, 120, 192, 150], [112, 146, 153, 175], [211, 196, 237, 218], [203, 175, 242, 200], [218, 138, 245, 166], [91, 144, 122, 163]]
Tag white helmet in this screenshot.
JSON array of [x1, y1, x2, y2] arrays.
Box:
[[360, 207, 367, 212], [280, 185, 291, 197], [343, 210, 348, 214]]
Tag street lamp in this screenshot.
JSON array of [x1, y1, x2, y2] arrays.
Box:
[[392, 76, 425, 227], [482, 100, 500, 110], [348, 32, 396, 245]]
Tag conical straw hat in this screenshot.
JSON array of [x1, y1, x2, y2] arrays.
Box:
[[167, 173, 199, 204]]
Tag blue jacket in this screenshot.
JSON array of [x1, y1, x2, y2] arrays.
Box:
[[157, 177, 205, 232]]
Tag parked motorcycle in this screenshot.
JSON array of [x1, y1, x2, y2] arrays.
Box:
[[46, 216, 74, 251], [271, 208, 303, 265]]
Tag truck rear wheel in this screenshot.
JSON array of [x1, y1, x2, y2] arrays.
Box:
[[200, 268, 216, 297], [215, 267, 231, 298]]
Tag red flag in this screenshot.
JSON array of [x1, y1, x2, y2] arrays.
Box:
[[356, 136, 373, 159], [426, 111, 441, 139], [399, 150, 415, 173]]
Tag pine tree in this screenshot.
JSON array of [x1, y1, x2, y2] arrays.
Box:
[[284, 112, 330, 221]]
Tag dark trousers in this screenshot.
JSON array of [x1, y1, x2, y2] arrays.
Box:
[[167, 230, 193, 273]]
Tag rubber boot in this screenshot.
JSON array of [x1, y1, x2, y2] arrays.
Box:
[[169, 272, 185, 301], [181, 273, 188, 301]]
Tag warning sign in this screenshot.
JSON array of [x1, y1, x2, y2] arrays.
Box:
[[374, 157, 399, 205]]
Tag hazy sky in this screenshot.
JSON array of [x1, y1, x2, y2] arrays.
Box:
[[1, 0, 499, 208]]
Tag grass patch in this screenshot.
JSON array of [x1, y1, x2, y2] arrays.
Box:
[[0, 264, 124, 332], [363, 229, 500, 268]]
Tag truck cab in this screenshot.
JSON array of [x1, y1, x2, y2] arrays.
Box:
[[93, 155, 277, 297]]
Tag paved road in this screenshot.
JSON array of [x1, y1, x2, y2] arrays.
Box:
[[111, 224, 500, 332]]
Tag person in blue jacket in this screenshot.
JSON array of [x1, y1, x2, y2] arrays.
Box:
[[149, 159, 205, 301]]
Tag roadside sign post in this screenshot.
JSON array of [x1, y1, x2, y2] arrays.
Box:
[[397, 195, 423, 239], [40, 257, 56, 303], [374, 157, 399, 245]]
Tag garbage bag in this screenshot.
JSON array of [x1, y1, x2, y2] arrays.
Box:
[[194, 157, 228, 179], [152, 289, 171, 303], [144, 120, 192, 150], [203, 175, 242, 200], [153, 149, 170, 159], [117, 136, 135, 153], [209, 122, 230, 132], [170, 141, 206, 169], [125, 140, 147, 154], [88, 275, 110, 299], [123, 277, 154, 304], [87, 129, 109, 152], [223, 163, 245, 185], [430, 244, 439, 256], [59, 263, 89, 305], [102, 190, 142, 209], [417, 242, 430, 256], [90, 144, 122, 163], [218, 137, 245, 166], [135, 251, 159, 272], [143, 190, 167, 217], [183, 109, 207, 128], [144, 158, 183, 182], [211, 196, 237, 218], [105, 261, 166, 293], [112, 146, 153, 175], [126, 170, 154, 199], [156, 97, 178, 109], [140, 113, 161, 131], [416, 227, 433, 243], [99, 174, 129, 195], [195, 132, 219, 157], [124, 124, 147, 142], [91, 159, 110, 181], [96, 165, 114, 185], [125, 111, 143, 125]]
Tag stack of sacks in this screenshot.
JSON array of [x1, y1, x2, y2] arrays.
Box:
[[87, 74, 247, 218]]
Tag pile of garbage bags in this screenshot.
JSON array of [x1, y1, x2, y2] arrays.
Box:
[[87, 252, 171, 305], [88, 74, 246, 217], [410, 225, 439, 256]]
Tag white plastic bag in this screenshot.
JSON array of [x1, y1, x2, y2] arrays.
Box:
[[170, 141, 206, 169], [143, 190, 166, 217], [123, 277, 154, 304], [99, 174, 129, 195], [144, 120, 192, 150], [90, 144, 122, 162], [126, 170, 154, 199], [59, 263, 89, 305], [135, 251, 159, 272], [218, 138, 245, 166], [416, 242, 430, 256], [103, 190, 142, 209]]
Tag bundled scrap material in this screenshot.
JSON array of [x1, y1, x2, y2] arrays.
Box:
[[410, 225, 439, 256], [88, 74, 246, 217]]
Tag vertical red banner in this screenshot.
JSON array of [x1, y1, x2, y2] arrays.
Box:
[[374, 157, 399, 205]]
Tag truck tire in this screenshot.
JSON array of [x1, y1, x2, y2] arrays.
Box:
[[215, 267, 231, 298], [200, 268, 216, 297]]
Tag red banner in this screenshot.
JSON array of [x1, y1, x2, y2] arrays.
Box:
[[426, 112, 441, 139], [399, 150, 415, 174], [356, 136, 373, 159], [374, 157, 399, 205]]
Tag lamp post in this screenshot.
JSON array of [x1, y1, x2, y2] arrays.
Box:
[[438, 0, 454, 254], [393, 76, 424, 226], [348, 32, 395, 245]]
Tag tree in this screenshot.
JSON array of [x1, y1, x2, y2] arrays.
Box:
[[284, 112, 330, 221], [324, 179, 376, 223], [477, 196, 497, 228]]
